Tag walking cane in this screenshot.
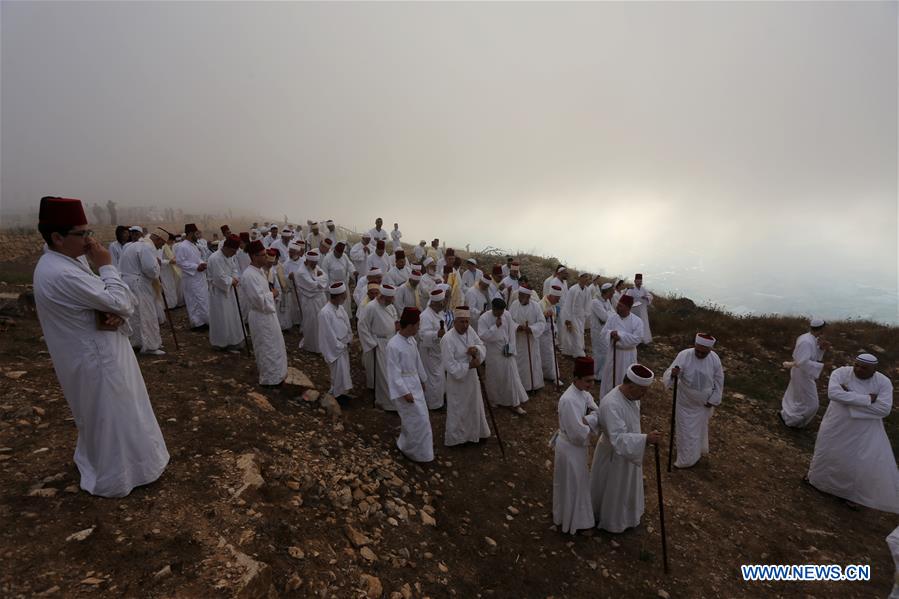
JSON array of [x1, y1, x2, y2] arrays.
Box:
[[233, 285, 252, 357], [611, 336, 618, 386], [158, 279, 180, 351], [654, 443, 670, 574], [476, 365, 506, 459], [667, 372, 679, 473], [292, 277, 303, 330], [524, 320, 535, 390], [548, 314, 561, 389], [372, 344, 378, 407]]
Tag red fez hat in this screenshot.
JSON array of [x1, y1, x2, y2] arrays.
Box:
[[395, 250, 405, 259], [185, 223, 198, 234], [239, 232, 251, 243], [400, 307, 421, 325], [39, 197, 87, 227], [266, 248, 280, 257], [573, 357, 594, 378], [376, 240, 385, 249], [445, 248, 455, 257], [618, 295, 634, 309], [223, 235, 240, 250], [491, 265, 503, 276], [220, 225, 230, 234], [247, 240, 265, 255]]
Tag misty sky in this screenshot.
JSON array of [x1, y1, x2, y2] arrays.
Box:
[[2, 1, 897, 322]]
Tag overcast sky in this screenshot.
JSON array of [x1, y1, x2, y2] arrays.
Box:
[[2, 1, 896, 320]]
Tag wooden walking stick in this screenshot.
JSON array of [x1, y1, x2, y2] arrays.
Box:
[[611, 336, 618, 386], [548, 314, 561, 389], [233, 285, 252, 356], [292, 277, 303, 328], [477, 365, 505, 459], [667, 372, 679, 473], [654, 443, 670, 574], [524, 320, 535, 390], [372, 344, 378, 407], [157, 279, 180, 351]]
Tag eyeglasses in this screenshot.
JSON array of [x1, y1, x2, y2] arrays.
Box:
[[67, 229, 94, 238]]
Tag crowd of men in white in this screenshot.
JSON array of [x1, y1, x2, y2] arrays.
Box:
[[31, 198, 898, 584]]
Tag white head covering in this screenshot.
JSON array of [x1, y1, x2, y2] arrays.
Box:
[[856, 353, 878, 365], [305, 250, 320, 263], [695, 333, 716, 348], [367, 267, 383, 277], [625, 364, 655, 387], [600, 282, 614, 291], [288, 241, 303, 252], [423, 257, 435, 267], [466, 257, 477, 265], [281, 229, 293, 238], [549, 285, 564, 298], [453, 306, 471, 318], [129, 225, 142, 232], [437, 283, 451, 294], [409, 270, 422, 281], [329, 281, 346, 295], [810, 318, 826, 328], [429, 289, 446, 302], [379, 284, 396, 297]]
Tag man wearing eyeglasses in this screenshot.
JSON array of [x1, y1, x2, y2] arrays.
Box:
[[32, 197, 169, 498]]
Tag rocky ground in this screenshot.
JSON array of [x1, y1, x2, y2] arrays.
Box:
[[0, 251, 897, 598]]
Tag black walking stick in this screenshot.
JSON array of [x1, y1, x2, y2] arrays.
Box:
[[233, 285, 252, 356], [524, 320, 535, 390], [548, 314, 561, 389], [667, 372, 678, 473], [477, 365, 505, 459], [372, 344, 378, 407], [158, 279, 180, 351], [654, 443, 670, 574], [611, 336, 618, 386]]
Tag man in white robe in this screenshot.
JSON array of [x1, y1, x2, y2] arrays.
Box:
[[440, 306, 490, 446], [159, 232, 183, 308], [465, 270, 492, 331], [235, 232, 252, 275], [413, 240, 427, 264], [295, 250, 328, 353], [324, 220, 344, 246], [269, 228, 294, 264], [888, 526, 899, 598], [499, 262, 521, 306], [807, 353, 899, 513], [108, 225, 129, 267], [33, 197, 168, 497], [262, 225, 279, 249], [662, 333, 725, 469], [590, 364, 662, 533], [418, 258, 440, 306], [207, 236, 245, 351], [552, 357, 600, 534], [477, 298, 529, 414], [358, 284, 399, 410], [509, 285, 545, 392], [625, 273, 653, 344], [321, 240, 356, 320], [368, 217, 390, 244], [780, 319, 831, 428], [385, 250, 412, 287], [560, 272, 591, 358], [539, 284, 564, 385], [241, 241, 288, 386], [395, 269, 423, 315], [353, 267, 383, 313], [598, 294, 645, 400], [281, 240, 305, 329], [460, 258, 479, 291], [390, 222, 403, 253], [366, 239, 391, 275], [387, 307, 433, 462], [543, 265, 569, 299], [418, 288, 448, 410], [318, 282, 355, 400], [119, 229, 166, 354], [589, 283, 615, 380], [350, 233, 373, 275], [306, 222, 324, 251], [174, 223, 210, 330]]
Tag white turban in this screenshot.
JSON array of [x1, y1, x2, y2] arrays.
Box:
[[549, 285, 564, 298], [409, 270, 422, 281], [288, 241, 303, 252], [695, 333, 716, 348], [329, 281, 347, 295], [625, 364, 655, 387], [423, 257, 435, 267], [810, 318, 826, 328], [600, 282, 614, 291], [305, 250, 320, 263], [367, 267, 383, 277], [466, 257, 477, 265], [429, 289, 446, 302], [379, 284, 397, 297], [453, 306, 471, 318], [856, 353, 878, 365]]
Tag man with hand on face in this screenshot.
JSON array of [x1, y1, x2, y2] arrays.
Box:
[[662, 333, 724, 469], [590, 363, 662, 533], [807, 353, 899, 513], [440, 306, 490, 446], [387, 307, 433, 463], [33, 197, 169, 498], [119, 228, 167, 354], [175, 223, 210, 331], [207, 235, 245, 353], [241, 240, 288, 387]]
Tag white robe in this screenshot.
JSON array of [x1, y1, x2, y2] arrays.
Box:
[[269, 265, 296, 331], [542, 275, 568, 301], [159, 243, 183, 308], [589, 297, 612, 379], [368, 227, 389, 243], [808, 367, 899, 513], [281, 258, 304, 328], [560, 284, 590, 358], [441, 327, 490, 446], [318, 301, 354, 397], [508, 299, 545, 391], [625, 286, 653, 344], [33, 251, 168, 497], [241, 266, 288, 385], [539, 297, 561, 383], [207, 249, 245, 349], [349, 241, 373, 275], [390, 227, 403, 252], [465, 285, 492, 332], [417, 307, 447, 409], [888, 526, 899, 599], [553, 385, 600, 534], [118, 241, 163, 351], [780, 332, 825, 428], [320, 251, 356, 320], [394, 281, 422, 316], [295, 264, 328, 353], [174, 239, 209, 328], [236, 249, 251, 276], [357, 300, 398, 410], [662, 349, 724, 468], [108, 240, 125, 267], [387, 332, 433, 462], [366, 252, 391, 277], [413, 245, 426, 263], [598, 312, 644, 400], [590, 387, 647, 533], [477, 310, 528, 408], [385, 264, 412, 288]]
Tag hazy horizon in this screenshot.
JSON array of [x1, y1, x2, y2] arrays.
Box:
[[2, 1, 897, 323]]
